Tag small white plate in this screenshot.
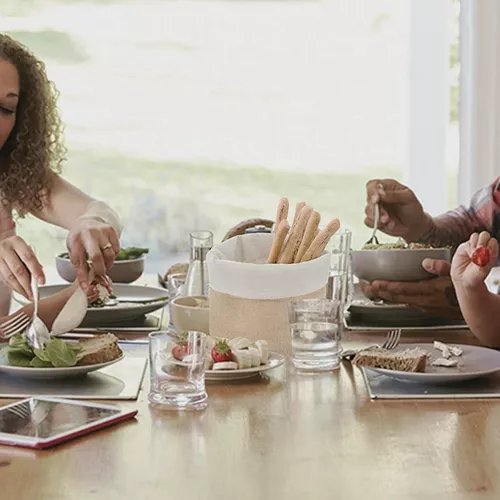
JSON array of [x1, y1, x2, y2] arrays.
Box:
[[205, 352, 285, 381], [0, 349, 125, 380], [365, 343, 500, 384]]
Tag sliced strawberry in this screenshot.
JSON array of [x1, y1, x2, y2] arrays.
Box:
[[172, 343, 188, 361], [471, 246, 491, 268], [211, 340, 232, 363]]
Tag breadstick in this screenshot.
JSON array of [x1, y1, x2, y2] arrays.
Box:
[[274, 198, 289, 229], [278, 204, 305, 260], [294, 211, 321, 263], [278, 206, 313, 264], [292, 202, 306, 224], [301, 218, 341, 262], [267, 220, 290, 263]]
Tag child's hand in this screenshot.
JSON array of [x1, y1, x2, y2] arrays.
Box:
[[451, 231, 498, 289]]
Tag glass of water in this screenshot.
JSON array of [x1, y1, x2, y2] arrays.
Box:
[[167, 273, 186, 328], [288, 299, 342, 371], [148, 330, 207, 410], [327, 229, 353, 309]]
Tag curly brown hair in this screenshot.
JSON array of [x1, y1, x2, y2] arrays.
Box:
[[0, 33, 65, 215]]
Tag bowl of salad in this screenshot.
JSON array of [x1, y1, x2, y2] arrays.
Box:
[[56, 247, 149, 283], [351, 242, 451, 283]]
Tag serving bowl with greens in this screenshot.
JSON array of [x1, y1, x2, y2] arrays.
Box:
[[56, 247, 148, 284], [351, 243, 451, 282]]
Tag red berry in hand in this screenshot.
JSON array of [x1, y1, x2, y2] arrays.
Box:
[[211, 340, 232, 363], [471, 246, 491, 268]]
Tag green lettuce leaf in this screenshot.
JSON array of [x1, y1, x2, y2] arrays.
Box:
[[45, 338, 77, 367], [8, 351, 33, 367], [30, 356, 53, 368]]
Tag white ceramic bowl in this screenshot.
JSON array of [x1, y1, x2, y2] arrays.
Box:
[[351, 247, 451, 282], [56, 254, 145, 284], [170, 296, 210, 334]]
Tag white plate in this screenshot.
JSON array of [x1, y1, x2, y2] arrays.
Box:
[[0, 348, 125, 380], [205, 352, 285, 381], [14, 284, 168, 326], [365, 343, 500, 384]]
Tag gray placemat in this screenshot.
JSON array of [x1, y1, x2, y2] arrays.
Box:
[[344, 314, 468, 332], [362, 367, 500, 399], [0, 357, 147, 400]]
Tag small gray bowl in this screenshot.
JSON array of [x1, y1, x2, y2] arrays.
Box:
[[56, 254, 145, 284], [351, 247, 451, 283]]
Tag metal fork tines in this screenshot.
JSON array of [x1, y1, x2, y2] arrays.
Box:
[[0, 312, 31, 340], [341, 328, 402, 361]]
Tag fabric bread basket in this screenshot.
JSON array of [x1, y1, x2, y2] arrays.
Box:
[[207, 233, 330, 353]]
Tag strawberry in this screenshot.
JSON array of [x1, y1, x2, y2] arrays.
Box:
[[211, 340, 232, 363], [471, 246, 491, 268], [172, 343, 188, 361]]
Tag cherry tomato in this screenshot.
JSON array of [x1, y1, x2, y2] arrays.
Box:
[[471, 246, 491, 268]]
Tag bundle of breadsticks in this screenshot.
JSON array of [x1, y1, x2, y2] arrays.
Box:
[[267, 198, 340, 264]]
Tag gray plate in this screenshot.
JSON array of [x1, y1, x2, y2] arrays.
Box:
[[14, 284, 169, 326], [0, 349, 125, 380], [364, 343, 500, 384], [347, 284, 466, 329]]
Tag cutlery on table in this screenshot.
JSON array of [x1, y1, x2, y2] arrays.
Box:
[[365, 183, 384, 246], [341, 328, 402, 361], [26, 274, 50, 349], [0, 312, 31, 340]]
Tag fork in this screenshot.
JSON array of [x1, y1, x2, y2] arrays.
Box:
[[365, 183, 384, 246], [0, 312, 31, 340], [341, 328, 402, 361]]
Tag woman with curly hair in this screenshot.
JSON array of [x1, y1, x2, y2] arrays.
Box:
[[0, 34, 121, 313]]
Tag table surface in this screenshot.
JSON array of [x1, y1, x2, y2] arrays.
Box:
[[1, 325, 500, 500]]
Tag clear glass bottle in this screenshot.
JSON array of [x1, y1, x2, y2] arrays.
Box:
[[184, 230, 213, 296]]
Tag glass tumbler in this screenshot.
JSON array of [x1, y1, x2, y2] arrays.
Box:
[[149, 330, 207, 410], [288, 299, 343, 372]]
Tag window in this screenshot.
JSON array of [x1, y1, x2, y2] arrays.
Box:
[[2, 0, 459, 273]]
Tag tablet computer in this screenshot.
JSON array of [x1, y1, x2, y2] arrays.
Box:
[[0, 397, 138, 449]]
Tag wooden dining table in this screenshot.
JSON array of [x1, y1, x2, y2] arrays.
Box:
[[1, 324, 499, 500]]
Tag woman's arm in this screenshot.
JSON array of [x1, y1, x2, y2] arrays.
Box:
[[454, 283, 500, 347], [451, 232, 500, 347], [29, 173, 122, 234], [30, 173, 122, 289]]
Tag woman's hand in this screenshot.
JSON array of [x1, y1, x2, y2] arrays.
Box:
[[0, 235, 45, 299], [364, 179, 434, 242], [451, 231, 498, 291], [66, 217, 120, 291], [86, 274, 113, 303]]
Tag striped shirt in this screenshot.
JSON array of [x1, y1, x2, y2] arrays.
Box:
[[421, 177, 500, 248]]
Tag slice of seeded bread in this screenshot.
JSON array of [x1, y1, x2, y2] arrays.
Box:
[[353, 347, 427, 373], [76, 333, 123, 366]]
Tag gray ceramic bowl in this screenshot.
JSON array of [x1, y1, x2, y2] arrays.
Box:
[[56, 254, 145, 284], [171, 296, 210, 334], [351, 247, 451, 282]]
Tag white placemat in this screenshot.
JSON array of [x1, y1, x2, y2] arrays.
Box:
[[0, 357, 147, 400]]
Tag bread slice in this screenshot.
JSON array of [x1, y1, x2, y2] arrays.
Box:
[[76, 334, 123, 366], [353, 347, 427, 373]]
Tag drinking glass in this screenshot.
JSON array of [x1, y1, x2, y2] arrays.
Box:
[[327, 229, 353, 309], [148, 330, 207, 410], [288, 299, 342, 371], [167, 273, 186, 328]]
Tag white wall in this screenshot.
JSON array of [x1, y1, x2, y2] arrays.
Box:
[[405, 0, 449, 216], [459, 0, 500, 204]]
